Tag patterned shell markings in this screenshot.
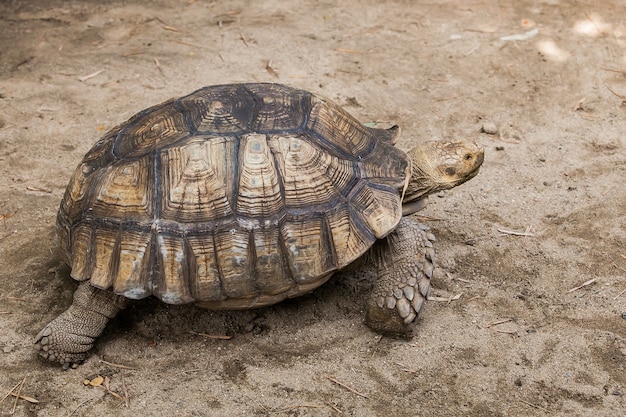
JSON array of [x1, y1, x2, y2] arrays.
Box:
[[56, 83, 411, 307]]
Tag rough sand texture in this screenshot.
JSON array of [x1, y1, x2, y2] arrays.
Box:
[[0, 1, 625, 416]]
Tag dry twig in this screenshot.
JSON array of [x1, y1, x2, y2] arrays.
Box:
[[497, 227, 536, 237], [394, 362, 418, 373], [485, 318, 513, 328], [0, 210, 17, 226], [78, 70, 104, 82], [324, 401, 343, 414], [573, 97, 586, 111], [519, 398, 550, 412], [68, 397, 96, 416], [567, 278, 597, 293], [121, 49, 146, 57], [282, 404, 325, 410], [494, 329, 517, 334], [215, 9, 241, 18], [8, 392, 38, 404], [601, 67, 626, 74], [100, 359, 138, 370], [326, 375, 368, 399], [239, 32, 249, 47], [579, 113, 603, 121], [613, 288, 626, 300], [464, 28, 496, 33], [433, 95, 464, 102], [414, 214, 444, 222], [162, 25, 182, 32], [26, 186, 52, 193], [464, 45, 480, 56], [188, 331, 232, 340], [11, 378, 24, 414], [428, 293, 463, 303], [100, 376, 128, 406], [154, 58, 165, 77], [0, 381, 21, 407], [607, 86, 626, 101], [265, 60, 279, 78], [121, 375, 130, 408], [172, 40, 209, 49]]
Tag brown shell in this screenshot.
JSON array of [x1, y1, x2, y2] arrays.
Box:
[[57, 83, 410, 308]]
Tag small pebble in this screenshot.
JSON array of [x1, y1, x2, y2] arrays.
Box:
[[481, 122, 498, 135]]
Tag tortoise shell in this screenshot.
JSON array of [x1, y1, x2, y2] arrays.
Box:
[[57, 83, 410, 309]]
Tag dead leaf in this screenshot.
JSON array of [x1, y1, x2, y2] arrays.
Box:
[[88, 376, 104, 387]]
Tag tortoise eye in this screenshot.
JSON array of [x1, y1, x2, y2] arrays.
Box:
[[464, 154, 473, 161]]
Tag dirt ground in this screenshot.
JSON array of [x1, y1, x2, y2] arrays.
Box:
[[1, 0, 625, 416]]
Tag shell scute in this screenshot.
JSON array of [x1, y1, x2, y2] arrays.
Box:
[[179, 84, 256, 134], [113, 229, 153, 299], [114, 100, 190, 158], [90, 157, 154, 222], [306, 96, 377, 158], [246, 83, 309, 132], [160, 137, 235, 223]]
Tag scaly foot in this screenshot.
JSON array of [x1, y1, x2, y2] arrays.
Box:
[[365, 218, 435, 335], [35, 281, 126, 369]]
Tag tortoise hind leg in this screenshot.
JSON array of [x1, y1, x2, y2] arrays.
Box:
[[365, 217, 435, 335], [35, 281, 127, 369]]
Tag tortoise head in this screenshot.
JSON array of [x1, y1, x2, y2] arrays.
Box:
[[402, 140, 484, 215]]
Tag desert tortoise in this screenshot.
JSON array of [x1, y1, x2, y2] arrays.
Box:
[[35, 83, 484, 368]]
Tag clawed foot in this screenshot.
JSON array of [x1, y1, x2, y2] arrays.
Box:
[[35, 315, 95, 369], [364, 218, 435, 336], [366, 276, 430, 336], [35, 282, 126, 369]]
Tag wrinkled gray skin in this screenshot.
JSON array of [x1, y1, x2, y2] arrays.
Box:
[[35, 140, 484, 369]]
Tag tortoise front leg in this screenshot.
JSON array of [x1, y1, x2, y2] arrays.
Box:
[[35, 281, 127, 369], [365, 217, 435, 335]]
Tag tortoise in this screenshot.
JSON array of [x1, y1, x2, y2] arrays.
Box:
[[35, 83, 484, 368]]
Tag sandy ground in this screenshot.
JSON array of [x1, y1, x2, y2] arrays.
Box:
[[1, 1, 625, 416]]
